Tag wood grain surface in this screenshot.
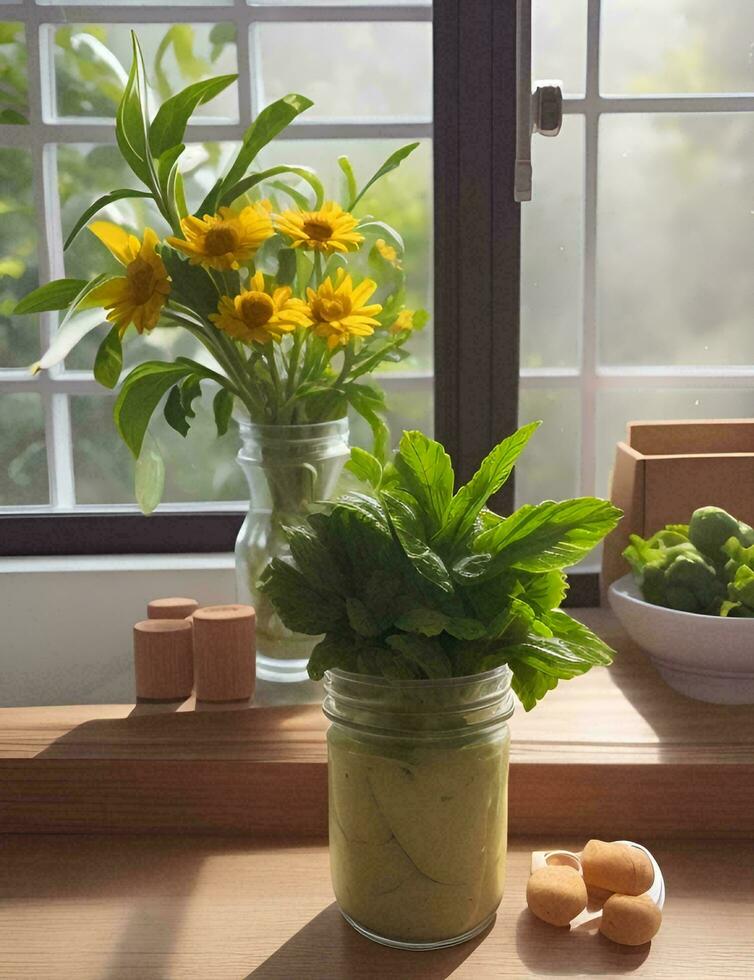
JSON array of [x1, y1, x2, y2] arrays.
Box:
[[1, 610, 753, 837], [0, 834, 751, 980]]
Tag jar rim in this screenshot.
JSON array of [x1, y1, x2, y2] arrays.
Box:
[[325, 663, 512, 690]]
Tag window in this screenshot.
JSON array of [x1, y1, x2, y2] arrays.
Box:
[[2, 1, 752, 563], [0, 1, 433, 526], [521, 0, 754, 522]]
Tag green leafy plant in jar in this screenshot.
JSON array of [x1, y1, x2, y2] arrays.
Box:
[[261, 422, 622, 948]]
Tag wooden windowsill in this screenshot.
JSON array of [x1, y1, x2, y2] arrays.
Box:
[[0, 833, 751, 979], [2, 609, 753, 837]]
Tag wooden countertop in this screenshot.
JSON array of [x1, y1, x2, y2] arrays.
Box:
[[0, 833, 751, 979], [1, 609, 753, 837]]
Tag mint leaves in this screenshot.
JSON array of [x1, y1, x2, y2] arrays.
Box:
[[260, 424, 622, 709]]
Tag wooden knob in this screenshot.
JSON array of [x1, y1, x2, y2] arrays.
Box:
[[133, 619, 194, 700], [193, 604, 256, 702], [147, 597, 199, 620]]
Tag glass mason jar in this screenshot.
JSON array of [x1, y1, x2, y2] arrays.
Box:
[[323, 666, 514, 950], [234, 415, 350, 683]]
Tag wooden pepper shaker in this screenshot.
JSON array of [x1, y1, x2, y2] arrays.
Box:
[[133, 619, 194, 700], [147, 597, 199, 620], [193, 604, 256, 702]]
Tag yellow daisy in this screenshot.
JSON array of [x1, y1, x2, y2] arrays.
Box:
[[210, 271, 312, 345], [389, 309, 414, 335], [167, 203, 274, 271], [88, 222, 170, 335], [307, 268, 382, 350], [375, 238, 401, 267], [275, 201, 364, 255]]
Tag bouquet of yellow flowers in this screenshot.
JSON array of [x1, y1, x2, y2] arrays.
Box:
[[16, 35, 425, 509]]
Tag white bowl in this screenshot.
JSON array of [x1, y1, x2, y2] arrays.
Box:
[[608, 573, 754, 704]]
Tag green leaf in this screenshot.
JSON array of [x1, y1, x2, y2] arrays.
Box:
[[345, 446, 383, 490], [358, 220, 405, 255], [218, 164, 324, 210], [346, 597, 381, 637], [93, 325, 123, 389], [259, 558, 346, 635], [63, 190, 153, 251], [161, 248, 218, 318], [285, 524, 347, 595], [134, 434, 165, 515], [394, 430, 454, 536], [31, 275, 115, 373], [268, 180, 311, 210], [308, 633, 358, 681], [394, 607, 449, 637], [543, 609, 616, 663], [213, 387, 234, 436], [14, 278, 88, 315], [472, 497, 623, 576], [163, 385, 190, 437], [114, 361, 194, 457], [337, 155, 357, 207], [436, 422, 541, 549], [345, 384, 390, 461], [200, 95, 313, 213], [116, 34, 154, 188], [385, 633, 452, 679], [519, 570, 569, 613], [349, 142, 420, 210], [445, 617, 488, 640], [509, 662, 559, 711], [149, 74, 237, 157], [0, 109, 27, 125], [276, 248, 297, 286], [180, 375, 202, 419], [381, 489, 455, 595]]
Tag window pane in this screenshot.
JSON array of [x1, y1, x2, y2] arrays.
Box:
[[0, 21, 28, 124], [597, 387, 754, 498], [521, 115, 583, 369], [601, 0, 754, 95], [0, 147, 37, 368], [258, 138, 433, 374], [70, 394, 246, 505], [597, 114, 754, 367], [52, 24, 238, 121], [350, 379, 434, 451], [0, 392, 47, 505], [533, 0, 587, 98], [516, 386, 580, 506], [58, 142, 239, 371], [254, 22, 431, 121]]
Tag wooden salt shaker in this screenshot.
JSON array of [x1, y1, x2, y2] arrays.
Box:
[[147, 596, 199, 620], [193, 604, 256, 702], [133, 619, 194, 700]]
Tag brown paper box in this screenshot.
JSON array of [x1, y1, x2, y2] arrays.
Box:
[[602, 419, 754, 598]]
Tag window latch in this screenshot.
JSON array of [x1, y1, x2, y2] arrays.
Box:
[[514, 0, 563, 203]]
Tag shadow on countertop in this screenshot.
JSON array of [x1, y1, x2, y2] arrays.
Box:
[[245, 903, 491, 980]]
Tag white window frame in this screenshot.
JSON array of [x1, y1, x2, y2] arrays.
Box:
[[0, 1, 433, 516], [522, 0, 754, 501]]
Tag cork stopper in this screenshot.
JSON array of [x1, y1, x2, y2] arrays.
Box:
[[133, 619, 194, 700], [193, 604, 256, 702], [147, 597, 199, 620]]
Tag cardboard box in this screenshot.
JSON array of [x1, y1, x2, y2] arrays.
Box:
[[602, 419, 754, 596]]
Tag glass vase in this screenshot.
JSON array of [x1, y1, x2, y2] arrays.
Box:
[[323, 665, 514, 949], [234, 416, 350, 683]]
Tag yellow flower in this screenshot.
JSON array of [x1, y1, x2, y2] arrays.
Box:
[[375, 238, 401, 267], [307, 269, 382, 350], [88, 223, 170, 335], [275, 201, 364, 255], [389, 309, 414, 335], [167, 204, 274, 271], [210, 271, 312, 345]]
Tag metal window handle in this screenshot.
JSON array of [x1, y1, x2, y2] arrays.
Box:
[[515, 0, 563, 202]]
